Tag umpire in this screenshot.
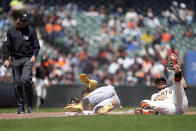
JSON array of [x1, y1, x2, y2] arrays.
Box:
[[3, 12, 40, 114]]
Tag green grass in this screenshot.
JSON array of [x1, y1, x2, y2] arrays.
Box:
[[0, 107, 196, 131], [0, 115, 196, 131]]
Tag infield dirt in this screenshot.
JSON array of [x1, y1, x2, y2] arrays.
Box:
[[1, 111, 196, 120]]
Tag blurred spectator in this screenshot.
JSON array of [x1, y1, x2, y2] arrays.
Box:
[[127, 19, 137, 30], [85, 6, 99, 17], [0, 29, 2, 38], [147, 8, 154, 18], [62, 13, 77, 28], [0, 63, 12, 82], [150, 57, 165, 77], [178, 3, 186, 24], [130, 25, 141, 37], [146, 15, 161, 28], [152, 27, 162, 47], [154, 44, 169, 60], [141, 30, 154, 45], [140, 45, 155, 57], [117, 53, 133, 70], [0, 64, 8, 82], [33, 56, 50, 108], [146, 8, 161, 28], [162, 8, 178, 26], [186, 7, 194, 25], [98, 5, 107, 19], [65, 72, 75, 84], [125, 8, 138, 22], [45, 19, 53, 34], [142, 55, 152, 74], [184, 26, 193, 38], [170, 1, 180, 21], [161, 30, 173, 43], [108, 16, 121, 29], [65, 1, 78, 12], [24, 0, 38, 10], [108, 58, 119, 74], [137, 15, 145, 28], [52, 19, 66, 38], [114, 7, 124, 17], [0, 14, 5, 29], [53, 19, 62, 32], [168, 44, 178, 56], [124, 37, 139, 51]]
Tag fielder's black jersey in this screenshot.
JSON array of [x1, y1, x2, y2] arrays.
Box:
[[3, 26, 40, 60]]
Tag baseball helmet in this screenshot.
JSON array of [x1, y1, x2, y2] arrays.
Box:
[[154, 74, 166, 84]]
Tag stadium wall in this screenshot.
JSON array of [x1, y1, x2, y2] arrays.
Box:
[[0, 83, 196, 108]]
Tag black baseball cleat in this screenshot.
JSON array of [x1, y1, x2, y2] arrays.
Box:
[[16, 107, 25, 114], [26, 106, 33, 113], [16, 111, 25, 114]]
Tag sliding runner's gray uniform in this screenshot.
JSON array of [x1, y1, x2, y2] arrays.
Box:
[[83, 84, 120, 113]]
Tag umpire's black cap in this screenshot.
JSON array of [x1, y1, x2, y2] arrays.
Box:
[[17, 12, 29, 21], [155, 74, 166, 84]]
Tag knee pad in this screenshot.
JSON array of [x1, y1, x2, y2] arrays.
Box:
[[141, 102, 152, 109], [81, 98, 90, 110]]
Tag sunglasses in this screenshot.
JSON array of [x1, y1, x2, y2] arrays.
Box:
[[20, 19, 27, 22]]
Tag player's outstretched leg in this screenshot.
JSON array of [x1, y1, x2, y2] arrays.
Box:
[[96, 103, 114, 115], [134, 108, 156, 115], [134, 102, 156, 115]]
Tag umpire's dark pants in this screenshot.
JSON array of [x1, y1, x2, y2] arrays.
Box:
[[11, 57, 33, 110]]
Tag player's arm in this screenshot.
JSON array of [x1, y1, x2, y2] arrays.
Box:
[[32, 28, 40, 57], [80, 73, 98, 97], [82, 87, 92, 97], [182, 76, 187, 91], [3, 30, 11, 68], [174, 65, 182, 82], [169, 53, 185, 90]]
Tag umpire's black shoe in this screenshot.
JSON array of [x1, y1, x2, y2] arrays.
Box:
[[26, 106, 33, 113], [16, 111, 25, 114], [16, 108, 25, 114]]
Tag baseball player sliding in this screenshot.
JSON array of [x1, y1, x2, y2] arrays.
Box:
[[135, 53, 188, 115], [65, 74, 121, 115]]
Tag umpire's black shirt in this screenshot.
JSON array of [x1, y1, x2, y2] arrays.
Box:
[[3, 26, 40, 60]]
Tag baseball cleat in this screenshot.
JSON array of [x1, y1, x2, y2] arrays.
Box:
[[97, 103, 114, 114], [16, 107, 25, 114], [134, 108, 156, 115], [26, 106, 33, 113], [65, 103, 83, 112], [16, 111, 25, 114]]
